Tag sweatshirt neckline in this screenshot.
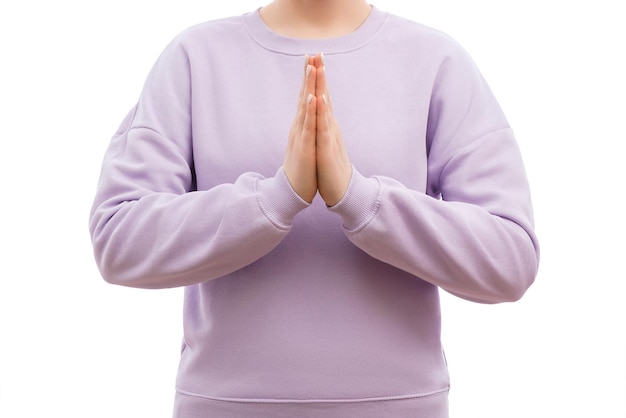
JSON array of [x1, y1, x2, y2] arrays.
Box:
[[242, 5, 387, 56]]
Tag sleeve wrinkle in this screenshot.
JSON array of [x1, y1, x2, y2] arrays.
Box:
[[436, 126, 512, 195], [127, 125, 163, 136], [125, 125, 193, 169]]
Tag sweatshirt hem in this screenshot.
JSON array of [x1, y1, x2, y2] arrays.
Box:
[[175, 387, 450, 404], [173, 388, 450, 417]]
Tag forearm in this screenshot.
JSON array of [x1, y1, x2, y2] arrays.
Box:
[[90, 165, 308, 289], [330, 167, 539, 304]]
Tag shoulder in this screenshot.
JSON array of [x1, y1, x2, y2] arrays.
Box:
[[162, 13, 250, 56], [379, 11, 472, 61], [182, 14, 246, 40]]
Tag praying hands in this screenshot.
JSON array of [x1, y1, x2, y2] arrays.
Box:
[[283, 53, 353, 206]]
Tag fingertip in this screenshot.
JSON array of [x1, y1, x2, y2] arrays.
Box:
[[313, 53, 325, 68]]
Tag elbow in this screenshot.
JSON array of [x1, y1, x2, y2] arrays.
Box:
[[91, 234, 162, 289], [481, 245, 540, 304], [506, 230, 540, 302], [498, 270, 536, 303], [93, 248, 159, 289], [485, 224, 541, 303], [91, 238, 130, 287], [90, 221, 197, 290], [454, 272, 536, 304], [451, 243, 540, 304], [90, 215, 141, 288], [96, 256, 125, 287], [89, 204, 170, 289]]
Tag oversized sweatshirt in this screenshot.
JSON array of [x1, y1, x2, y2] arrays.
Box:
[[89, 6, 540, 418]]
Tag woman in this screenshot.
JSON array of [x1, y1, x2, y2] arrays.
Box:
[[89, 0, 540, 416]]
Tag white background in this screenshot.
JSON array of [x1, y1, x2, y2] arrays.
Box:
[[1, 1, 624, 417]]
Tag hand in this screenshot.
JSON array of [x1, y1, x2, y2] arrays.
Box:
[[282, 54, 352, 206], [283, 55, 318, 203], [313, 54, 352, 206]]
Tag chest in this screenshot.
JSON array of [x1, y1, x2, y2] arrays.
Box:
[[190, 57, 430, 192]]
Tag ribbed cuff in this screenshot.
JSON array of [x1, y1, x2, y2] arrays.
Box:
[[328, 167, 381, 231], [255, 168, 311, 229]]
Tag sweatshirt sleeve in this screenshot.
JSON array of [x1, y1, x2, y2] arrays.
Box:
[[329, 40, 540, 304], [89, 35, 309, 289]]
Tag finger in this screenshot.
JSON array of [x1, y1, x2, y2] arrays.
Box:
[[316, 93, 331, 140], [297, 55, 317, 104], [313, 52, 325, 69], [289, 56, 311, 148], [302, 93, 317, 142], [295, 63, 317, 132], [314, 53, 325, 95], [284, 90, 318, 203], [297, 55, 311, 105], [315, 59, 333, 114], [317, 94, 334, 137]]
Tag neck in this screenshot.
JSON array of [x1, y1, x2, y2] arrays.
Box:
[[259, 0, 372, 39]]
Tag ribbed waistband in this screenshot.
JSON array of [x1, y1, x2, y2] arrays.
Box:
[[173, 388, 449, 418]]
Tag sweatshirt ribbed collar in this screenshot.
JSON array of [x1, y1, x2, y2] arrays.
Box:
[[242, 5, 387, 56]]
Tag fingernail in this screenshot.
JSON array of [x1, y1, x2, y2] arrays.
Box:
[[322, 94, 328, 105], [304, 54, 309, 67], [307, 94, 313, 104], [306, 64, 312, 78], [320, 52, 326, 65]]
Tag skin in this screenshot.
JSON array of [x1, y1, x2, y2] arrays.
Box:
[[259, 0, 372, 39], [261, 0, 371, 205], [283, 54, 352, 206]]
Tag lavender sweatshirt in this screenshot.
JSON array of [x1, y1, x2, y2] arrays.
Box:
[[89, 6, 539, 417]]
